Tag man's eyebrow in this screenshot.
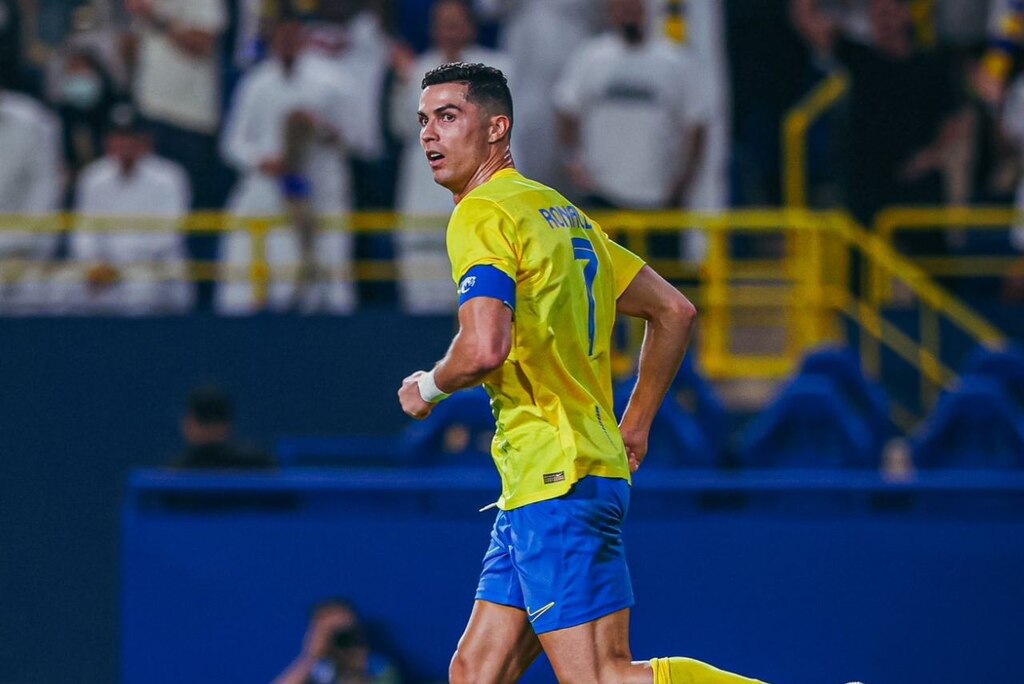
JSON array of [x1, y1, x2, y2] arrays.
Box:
[[417, 103, 464, 117]]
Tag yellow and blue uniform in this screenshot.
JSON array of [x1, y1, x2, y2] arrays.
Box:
[[445, 167, 645, 633], [446, 168, 645, 510]]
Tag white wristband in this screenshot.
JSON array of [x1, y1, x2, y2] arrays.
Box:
[[417, 369, 451, 404]]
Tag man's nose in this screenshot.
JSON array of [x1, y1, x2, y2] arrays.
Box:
[[421, 120, 438, 143]]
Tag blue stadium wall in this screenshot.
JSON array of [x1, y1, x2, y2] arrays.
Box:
[[2, 315, 1023, 683]]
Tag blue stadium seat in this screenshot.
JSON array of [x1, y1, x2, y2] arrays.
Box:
[[798, 346, 895, 452], [960, 345, 1024, 408], [739, 375, 877, 469], [614, 356, 720, 468], [670, 353, 729, 457], [399, 386, 496, 467], [911, 375, 1024, 470]]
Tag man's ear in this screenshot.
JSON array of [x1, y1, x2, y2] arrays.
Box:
[[488, 114, 511, 143]]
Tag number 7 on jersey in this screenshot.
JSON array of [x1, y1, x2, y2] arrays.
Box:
[[572, 236, 598, 356]]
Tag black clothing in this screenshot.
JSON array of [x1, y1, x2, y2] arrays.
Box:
[[174, 442, 276, 470]]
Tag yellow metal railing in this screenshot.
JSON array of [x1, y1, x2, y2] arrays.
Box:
[[0, 207, 1010, 425], [874, 207, 1024, 302], [783, 71, 849, 207]]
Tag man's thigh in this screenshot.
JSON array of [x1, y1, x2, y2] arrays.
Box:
[[538, 607, 653, 684], [451, 600, 543, 684]]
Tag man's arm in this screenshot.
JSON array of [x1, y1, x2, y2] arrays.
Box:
[[615, 265, 698, 471], [398, 298, 512, 419], [669, 123, 706, 207], [790, 0, 839, 56]]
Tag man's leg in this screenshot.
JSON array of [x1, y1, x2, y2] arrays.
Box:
[[539, 607, 767, 684], [449, 599, 543, 684]]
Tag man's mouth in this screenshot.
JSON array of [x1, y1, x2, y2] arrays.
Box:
[[426, 151, 445, 169]]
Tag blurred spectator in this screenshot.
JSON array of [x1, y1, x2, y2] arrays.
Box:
[[305, 0, 395, 209], [474, 0, 602, 192], [274, 598, 400, 684], [127, 0, 229, 208], [555, 0, 710, 212], [0, 85, 63, 314], [975, 0, 1024, 105], [649, 0, 731, 260], [217, 15, 374, 315], [793, 0, 970, 226], [1002, 74, 1024, 260], [0, 0, 29, 93], [172, 385, 274, 469], [51, 48, 119, 188], [61, 104, 194, 315], [390, 0, 510, 313]]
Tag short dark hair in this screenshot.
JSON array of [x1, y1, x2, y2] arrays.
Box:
[[187, 385, 232, 425], [421, 62, 513, 125]]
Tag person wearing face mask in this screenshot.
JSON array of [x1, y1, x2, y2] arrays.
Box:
[[54, 49, 118, 189], [554, 0, 711, 214], [389, 0, 510, 314]]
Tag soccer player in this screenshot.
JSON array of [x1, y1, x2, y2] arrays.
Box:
[[397, 63, 767, 684]]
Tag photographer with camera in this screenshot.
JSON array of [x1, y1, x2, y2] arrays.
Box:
[[273, 598, 400, 684]]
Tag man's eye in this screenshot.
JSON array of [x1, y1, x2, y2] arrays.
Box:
[[443, 113, 455, 122]]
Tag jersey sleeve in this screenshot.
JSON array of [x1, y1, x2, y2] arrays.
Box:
[[594, 223, 645, 298], [447, 197, 519, 296]]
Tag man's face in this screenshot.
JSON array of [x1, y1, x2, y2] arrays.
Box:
[[610, 0, 646, 34], [869, 0, 913, 57], [418, 82, 493, 193], [432, 0, 475, 56], [106, 131, 146, 167], [272, 20, 305, 61]]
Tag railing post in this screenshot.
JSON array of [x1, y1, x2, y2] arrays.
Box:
[[703, 216, 729, 378], [249, 217, 271, 308]]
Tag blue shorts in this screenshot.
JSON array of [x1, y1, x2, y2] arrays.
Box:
[[475, 476, 634, 634]]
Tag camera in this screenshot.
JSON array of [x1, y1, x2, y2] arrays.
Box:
[[331, 626, 366, 650]]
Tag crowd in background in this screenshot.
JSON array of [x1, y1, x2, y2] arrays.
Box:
[[1, 0, 1024, 315]]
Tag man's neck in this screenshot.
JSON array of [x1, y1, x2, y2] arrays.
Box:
[[453, 148, 515, 204]]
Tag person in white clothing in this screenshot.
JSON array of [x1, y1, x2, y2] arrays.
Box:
[[390, 0, 510, 313], [0, 87, 63, 314], [63, 106, 193, 315], [555, 0, 710, 212], [305, 1, 392, 163], [648, 0, 730, 260], [1002, 74, 1024, 252], [474, 0, 602, 192], [128, 0, 227, 208], [218, 15, 374, 315]]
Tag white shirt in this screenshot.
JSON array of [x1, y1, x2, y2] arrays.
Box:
[[221, 55, 373, 216], [555, 34, 712, 208], [135, 0, 226, 133], [72, 155, 190, 263], [0, 92, 62, 264], [304, 10, 392, 161], [475, 0, 601, 187], [0, 92, 62, 215], [69, 154, 193, 313], [391, 46, 511, 215]]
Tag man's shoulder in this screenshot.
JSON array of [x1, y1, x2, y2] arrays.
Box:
[[76, 158, 119, 190], [572, 33, 619, 62]]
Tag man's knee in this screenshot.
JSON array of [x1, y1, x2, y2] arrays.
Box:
[[449, 648, 479, 684]]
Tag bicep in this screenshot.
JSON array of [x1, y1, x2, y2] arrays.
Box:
[[616, 265, 690, 320], [456, 296, 514, 359]]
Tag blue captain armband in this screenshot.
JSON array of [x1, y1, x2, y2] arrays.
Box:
[[457, 265, 516, 310]]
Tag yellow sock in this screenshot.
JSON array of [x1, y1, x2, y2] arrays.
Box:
[[650, 657, 768, 684]]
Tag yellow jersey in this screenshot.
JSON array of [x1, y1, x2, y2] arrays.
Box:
[[446, 168, 646, 509]]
